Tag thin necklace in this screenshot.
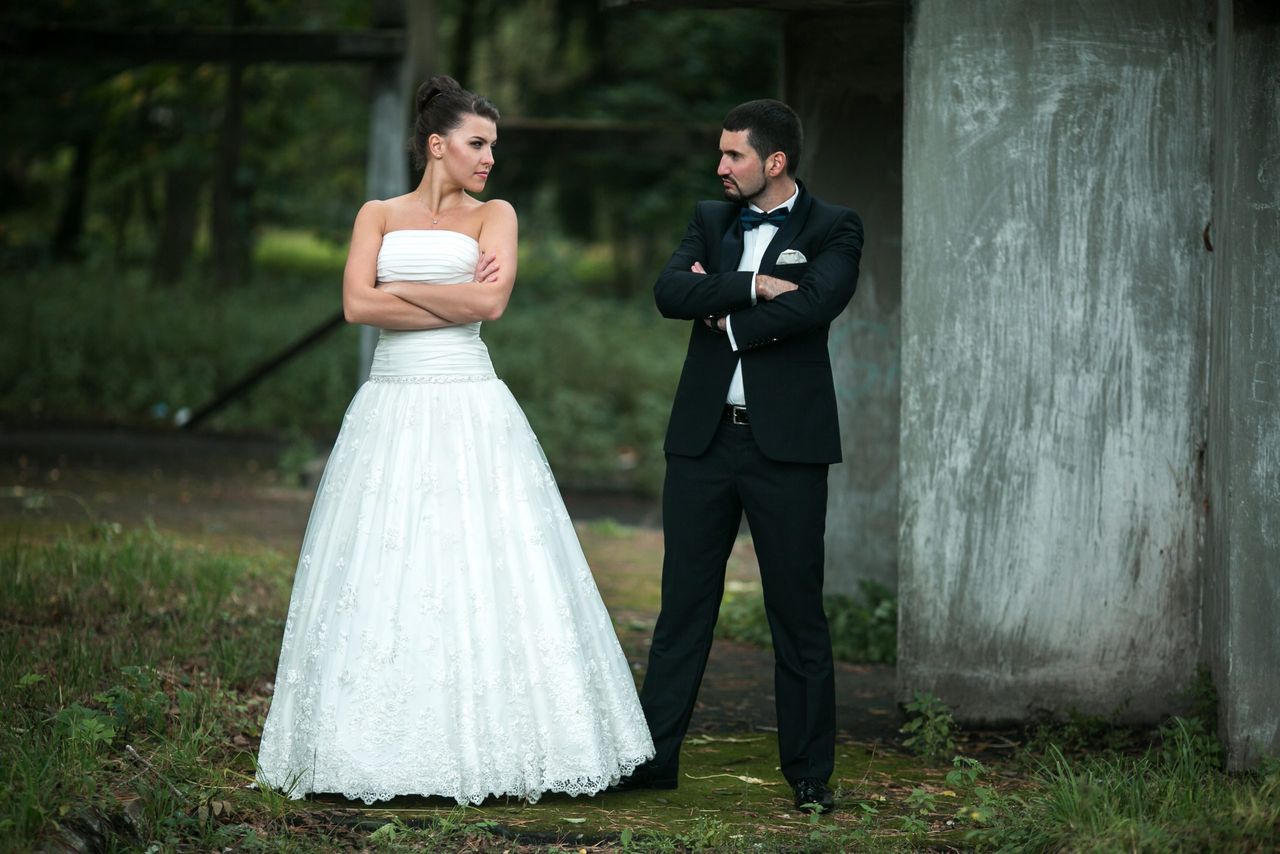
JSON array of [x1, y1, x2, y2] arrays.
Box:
[[418, 190, 458, 226]]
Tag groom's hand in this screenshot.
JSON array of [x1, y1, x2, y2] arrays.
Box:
[[691, 262, 726, 333], [474, 250, 500, 284], [755, 274, 798, 301]]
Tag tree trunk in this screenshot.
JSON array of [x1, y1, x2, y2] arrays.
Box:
[[152, 165, 203, 285], [450, 0, 474, 87], [212, 60, 246, 288], [212, 0, 249, 289], [51, 132, 94, 260]]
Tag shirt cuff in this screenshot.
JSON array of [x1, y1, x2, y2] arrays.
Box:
[[749, 273, 758, 306], [725, 315, 740, 352]]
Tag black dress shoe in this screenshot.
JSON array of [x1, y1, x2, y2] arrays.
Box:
[[609, 763, 678, 791], [792, 778, 835, 814]]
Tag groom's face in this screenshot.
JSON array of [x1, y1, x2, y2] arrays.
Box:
[[717, 129, 767, 204]]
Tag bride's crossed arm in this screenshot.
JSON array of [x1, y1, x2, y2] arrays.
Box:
[[379, 200, 518, 324], [342, 200, 457, 329]]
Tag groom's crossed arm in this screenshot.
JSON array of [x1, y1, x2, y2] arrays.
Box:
[[654, 204, 755, 320], [727, 210, 863, 350]]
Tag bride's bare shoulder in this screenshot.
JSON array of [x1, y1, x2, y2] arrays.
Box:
[[352, 198, 391, 230], [480, 198, 516, 226]]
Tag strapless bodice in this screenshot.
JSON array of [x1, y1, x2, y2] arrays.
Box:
[[369, 230, 495, 381]]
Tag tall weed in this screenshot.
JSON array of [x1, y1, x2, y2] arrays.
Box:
[[978, 717, 1280, 852]]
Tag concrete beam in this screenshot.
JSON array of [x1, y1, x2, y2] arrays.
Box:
[[784, 8, 903, 596]]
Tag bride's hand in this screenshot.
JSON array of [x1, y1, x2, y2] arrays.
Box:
[[474, 251, 500, 284]]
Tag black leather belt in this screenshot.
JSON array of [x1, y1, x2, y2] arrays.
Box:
[[723, 404, 750, 425]]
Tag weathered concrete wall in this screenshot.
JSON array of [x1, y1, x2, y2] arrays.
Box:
[[899, 0, 1214, 721], [785, 8, 903, 597], [1205, 0, 1280, 769]]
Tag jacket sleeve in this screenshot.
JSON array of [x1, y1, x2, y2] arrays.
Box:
[[654, 203, 756, 320], [726, 210, 863, 350]]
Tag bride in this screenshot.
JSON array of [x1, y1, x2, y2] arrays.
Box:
[[255, 76, 654, 805]]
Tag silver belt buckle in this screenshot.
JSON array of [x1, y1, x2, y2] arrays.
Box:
[[729, 405, 748, 425]]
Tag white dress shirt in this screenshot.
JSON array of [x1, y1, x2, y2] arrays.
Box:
[[724, 183, 799, 406]]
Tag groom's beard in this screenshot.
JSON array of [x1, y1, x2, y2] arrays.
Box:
[[721, 169, 767, 205]]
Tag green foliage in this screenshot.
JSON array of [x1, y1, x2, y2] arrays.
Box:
[[716, 580, 898, 664], [0, 260, 358, 434], [94, 665, 170, 739], [52, 704, 117, 750], [1183, 663, 1219, 728], [487, 289, 685, 495], [621, 815, 734, 852], [275, 431, 321, 489], [947, 756, 1002, 826], [0, 527, 297, 850], [2, 1, 371, 269], [975, 717, 1280, 852], [1024, 703, 1143, 756], [899, 691, 957, 762], [0, 239, 689, 492], [826, 581, 897, 664]]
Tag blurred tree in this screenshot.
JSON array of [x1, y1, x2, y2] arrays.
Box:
[[0, 0, 370, 273], [1, 0, 779, 289]]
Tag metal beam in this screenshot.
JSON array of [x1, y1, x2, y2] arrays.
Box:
[[3, 24, 404, 63], [603, 0, 901, 11]]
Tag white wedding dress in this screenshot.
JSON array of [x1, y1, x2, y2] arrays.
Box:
[[256, 229, 654, 805]]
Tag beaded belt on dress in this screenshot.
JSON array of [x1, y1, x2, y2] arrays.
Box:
[[366, 373, 496, 384]]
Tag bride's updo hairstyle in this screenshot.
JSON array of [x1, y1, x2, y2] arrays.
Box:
[[411, 75, 500, 171]]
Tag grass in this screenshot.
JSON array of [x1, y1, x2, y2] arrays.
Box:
[[1, 519, 1277, 852], [985, 720, 1280, 852]]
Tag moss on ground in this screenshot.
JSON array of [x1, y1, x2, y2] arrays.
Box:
[[290, 735, 989, 850]]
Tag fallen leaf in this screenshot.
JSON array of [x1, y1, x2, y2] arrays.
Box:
[[684, 773, 777, 786]]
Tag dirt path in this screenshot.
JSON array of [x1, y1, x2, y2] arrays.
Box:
[[1, 426, 901, 743]]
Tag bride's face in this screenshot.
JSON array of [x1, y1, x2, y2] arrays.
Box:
[[433, 114, 497, 193]]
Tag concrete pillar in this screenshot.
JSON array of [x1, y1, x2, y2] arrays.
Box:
[[899, 0, 1214, 721], [786, 7, 904, 596], [359, 0, 413, 383], [1205, 0, 1280, 769]]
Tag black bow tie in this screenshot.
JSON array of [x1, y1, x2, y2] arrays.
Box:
[[739, 207, 789, 231]]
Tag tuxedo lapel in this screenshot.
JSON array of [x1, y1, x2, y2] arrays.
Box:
[[759, 182, 813, 275], [718, 211, 745, 273]]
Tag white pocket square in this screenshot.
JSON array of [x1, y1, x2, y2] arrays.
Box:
[[777, 249, 807, 264]]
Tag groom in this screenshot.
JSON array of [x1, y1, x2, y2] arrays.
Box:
[[625, 99, 862, 813]]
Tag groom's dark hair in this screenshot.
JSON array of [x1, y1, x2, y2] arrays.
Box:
[[723, 99, 803, 176]]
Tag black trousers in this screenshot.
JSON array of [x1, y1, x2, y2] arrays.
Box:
[[640, 417, 836, 784]]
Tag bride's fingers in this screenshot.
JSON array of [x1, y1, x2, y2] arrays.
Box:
[[475, 252, 500, 283], [473, 251, 494, 279]]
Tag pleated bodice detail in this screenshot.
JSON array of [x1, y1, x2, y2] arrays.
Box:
[[370, 230, 494, 380]]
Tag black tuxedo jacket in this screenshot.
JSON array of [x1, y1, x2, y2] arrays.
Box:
[[655, 182, 863, 464]]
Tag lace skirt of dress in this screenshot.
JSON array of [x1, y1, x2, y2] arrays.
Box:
[[255, 373, 654, 805]]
